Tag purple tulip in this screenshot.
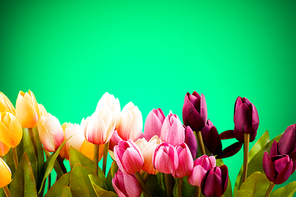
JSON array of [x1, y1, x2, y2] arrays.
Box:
[[184, 125, 198, 159], [201, 165, 229, 197], [172, 143, 194, 178], [182, 91, 207, 132], [144, 108, 165, 141], [112, 171, 142, 197], [202, 120, 222, 156]]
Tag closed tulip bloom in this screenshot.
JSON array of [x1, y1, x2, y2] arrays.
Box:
[[0, 158, 12, 188], [202, 120, 222, 156], [0, 110, 23, 147], [144, 108, 165, 141], [278, 124, 296, 156], [109, 130, 123, 151], [96, 92, 121, 118], [84, 108, 116, 145], [0, 140, 9, 156], [188, 155, 216, 187], [116, 102, 143, 141], [80, 140, 104, 161], [38, 103, 48, 118], [184, 126, 197, 159], [201, 165, 229, 197], [16, 90, 39, 128], [153, 142, 178, 174], [114, 139, 144, 174], [172, 143, 194, 178], [182, 91, 207, 132], [37, 113, 64, 152], [161, 112, 185, 146], [112, 171, 142, 197], [0, 92, 15, 112], [135, 135, 162, 175]]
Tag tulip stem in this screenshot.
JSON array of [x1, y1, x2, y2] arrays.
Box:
[[135, 172, 153, 197], [164, 173, 173, 197], [178, 178, 183, 197], [3, 186, 12, 197], [103, 142, 109, 175], [94, 144, 99, 176], [197, 131, 206, 155], [196, 186, 201, 197], [47, 173, 51, 191], [57, 155, 67, 174], [12, 147, 18, 170], [242, 133, 250, 183], [264, 181, 275, 197], [143, 172, 150, 183]]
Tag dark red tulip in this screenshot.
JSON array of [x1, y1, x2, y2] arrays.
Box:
[[182, 91, 207, 132], [201, 165, 229, 197], [184, 125, 197, 159], [202, 120, 222, 156]]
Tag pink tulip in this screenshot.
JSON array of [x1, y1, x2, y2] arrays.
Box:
[[153, 142, 178, 174], [161, 111, 185, 146], [37, 113, 64, 152], [114, 139, 144, 174], [188, 155, 216, 187], [112, 170, 142, 197], [144, 108, 165, 141], [172, 143, 194, 178], [109, 130, 124, 151]]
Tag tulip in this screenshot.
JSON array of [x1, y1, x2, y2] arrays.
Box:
[[80, 140, 104, 161], [116, 102, 143, 141], [201, 165, 229, 197], [114, 139, 144, 174], [153, 142, 178, 174], [188, 155, 216, 187], [278, 124, 296, 156], [38, 103, 48, 118], [0, 110, 23, 147], [135, 135, 162, 175], [37, 113, 64, 152], [161, 111, 185, 146], [0, 92, 15, 112], [182, 91, 207, 132], [172, 143, 194, 178], [202, 120, 222, 156], [96, 92, 120, 118], [263, 152, 293, 184], [0, 140, 9, 156], [109, 130, 123, 151], [112, 170, 142, 197], [184, 126, 198, 159], [84, 108, 116, 145], [15, 90, 39, 128], [0, 158, 12, 188], [144, 108, 165, 141]]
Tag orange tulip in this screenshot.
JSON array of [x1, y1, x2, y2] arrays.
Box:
[[0, 157, 12, 188], [16, 90, 39, 128], [0, 92, 15, 112], [80, 140, 104, 161], [0, 110, 23, 147], [0, 140, 9, 156]]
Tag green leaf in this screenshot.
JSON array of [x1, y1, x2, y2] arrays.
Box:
[[146, 175, 166, 197], [182, 177, 197, 197], [270, 181, 296, 197], [216, 159, 232, 197], [88, 174, 106, 189], [91, 181, 118, 197], [105, 161, 118, 191], [2, 149, 15, 175], [0, 188, 5, 197], [236, 172, 270, 197], [45, 173, 71, 197], [10, 153, 38, 197], [60, 186, 73, 197], [33, 127, 45, 190], [233, 130, 270, 196]]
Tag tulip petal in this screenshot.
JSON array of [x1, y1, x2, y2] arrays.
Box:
[[219, 130, 235, 140], [185, 126, 198, 159], [274, 159, 293, 184], [203, 126, 222, 155], [220, 165, 229, 194], [269, 140, 278, 157], [263, 152, 275, 182], [278, 125, 295, 155], [188, 165, 207, 187], [202, 168, 223, 197], [216, 142, 242, 159], [199, 93, 208, 124], [122, 148, 143, 174], [234, 103, 252, 133]]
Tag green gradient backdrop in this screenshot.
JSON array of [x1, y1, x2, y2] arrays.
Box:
[[1, 0, 296, 193]]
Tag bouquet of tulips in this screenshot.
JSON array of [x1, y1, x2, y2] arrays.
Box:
[[0, 90, 295, 197]]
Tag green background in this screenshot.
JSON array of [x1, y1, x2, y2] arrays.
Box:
[[1, 0, 296, 193]]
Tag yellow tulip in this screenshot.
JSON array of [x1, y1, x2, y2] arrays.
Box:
[[0, 110, 23, 147], [0, 92, 15, 112], [80, 140, 104, 161], [0, 140, 9, 156], [0, 157, 12, 188], [16, 90, 39, 128], [38, 103, 47, 118]]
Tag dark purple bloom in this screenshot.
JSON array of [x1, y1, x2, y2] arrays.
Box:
[[202, 120, 222, 156], [184, 125, 197, 159], [182, 91, 207, 132]]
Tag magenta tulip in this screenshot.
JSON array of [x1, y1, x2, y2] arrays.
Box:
[[161, 112, 185, 146], [114, 139, 144, 174], [153, 142, 178, 174], [112, 170, 142, 197], [278, 124, 296, 157], [144, 108, 165, 141], [172, 143, 194, 178], [184, 125, 197, 159], [202, 120, 222, 156], [188, 155, 216, 187]]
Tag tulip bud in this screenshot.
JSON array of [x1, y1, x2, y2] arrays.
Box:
[[184, 126, 198, 159], [153, 142, 178, 174], [188, 155, 216, 187], [37, 113, 64, 152], [144, 108, 165, 141], [234, 97, 259, 135], [263, 152, 293, 184], [278, 124, 296, 156], [96, 92, 121, 119], [0, 158, 12, 188], [84, 108, 116, 145], [0, 92, 15, 112], [201, 165, 229, 197], [38, 103, 48, 118], [114, 139, 144, 174], [109, 130, 123, 151], [0, 110, 23, 147], [0, 140, 9, 156], [182, 91, 207, 132], [116, 102, 143, 141], [202, 120, 222, 155], [161, 112, 185, 146], [16, 90, 39, 128], [172, 143, 194, 178], [135, 135, 162, 175], [112, 171, 142, 197]]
